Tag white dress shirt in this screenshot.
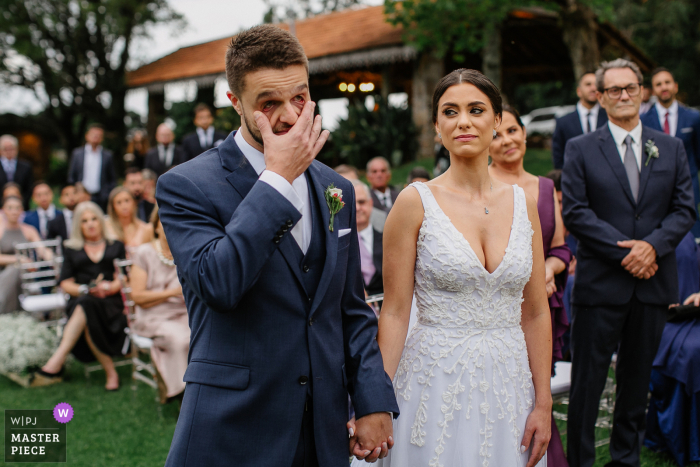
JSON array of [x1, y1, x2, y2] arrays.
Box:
[[577, 102, 600, 134], [655, 100, 678, 136], [373, 189, 393, 209], [359, 224, 374, 256], [158, 144, 175, 167], [608, 120, 643, 171], [63, 209, 73, 237], [197, 127, 215, 149], [37, 204, 56, 239], [82, 145, 102, 194], [234, 131, 311, 254]]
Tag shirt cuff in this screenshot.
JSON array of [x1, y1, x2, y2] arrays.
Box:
[[259, 170, 304, 214]]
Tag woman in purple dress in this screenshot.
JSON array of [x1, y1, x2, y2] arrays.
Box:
[[489, 105, 572, 467]]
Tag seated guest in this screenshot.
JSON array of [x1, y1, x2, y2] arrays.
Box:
[[139, 169, 157, 222], [366, 156, 399, 213], [1, 182, 24, 223], [645, 231, 700, 466], [32, 201, 126, 390], [351, 179, 383, 297], [123, 168, 148, 222], [47, 184, 77, 241], [407, 166, 431, 185], [181, 103, 227, 161], [144, 123, 186, 177], [24, 181, 56, 239], [0, 134, 34, 210], [105, 187, 153, 249], [125, 129, 149, 170], [335, 164, 388, 233], [130, 205, 189, 403], [0, 195, 43, 314], [73, 182, 92, 204]]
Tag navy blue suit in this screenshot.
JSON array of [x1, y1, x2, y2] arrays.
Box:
[[552, 107, 608, 169], [641, 103, 700, 236], [562, 124, 695, 467], [156, 132, 398, 467], [23, 210, 40, 235]]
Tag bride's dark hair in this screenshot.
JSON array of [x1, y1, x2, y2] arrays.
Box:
[[432, 69, 503, 124]]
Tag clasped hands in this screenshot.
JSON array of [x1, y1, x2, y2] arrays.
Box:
[[617, 239, 657, 279], [346, 412, 393, 463]]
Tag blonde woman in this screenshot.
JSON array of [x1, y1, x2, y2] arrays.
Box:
[[105, 186, 152, 249], [33, 201, 127, 391]]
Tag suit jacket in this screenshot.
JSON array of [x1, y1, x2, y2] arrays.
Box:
[[143, 145, 187, 177], [552, 107, 608, 169], [67, 147, 117, 208], [562, 124, 695, 306], [364, 229, 384, 296], [156, 132, 398, 467], [641, 103, 700, 175], [370, 186, 400, 213], [181, 129, 228, 161], [23, 210, 40, 235], [0, 158, 33, 210], [47, 211, 70, 241]]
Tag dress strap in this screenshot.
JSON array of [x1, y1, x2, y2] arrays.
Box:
[[409, 182, 438, 215]]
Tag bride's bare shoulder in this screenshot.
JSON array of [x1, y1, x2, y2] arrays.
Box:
[[386, 184, 425, 227]]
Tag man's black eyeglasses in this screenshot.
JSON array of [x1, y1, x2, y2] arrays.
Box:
[[603, 83, 642, 99]]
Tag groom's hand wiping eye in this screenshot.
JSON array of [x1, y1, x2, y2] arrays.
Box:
[[254, 101, 330, 184]]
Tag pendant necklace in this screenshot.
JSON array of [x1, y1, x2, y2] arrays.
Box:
[[484, 178, 493, 214]]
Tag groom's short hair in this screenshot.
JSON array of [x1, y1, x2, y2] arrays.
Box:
[[226, 24, 309, 97]]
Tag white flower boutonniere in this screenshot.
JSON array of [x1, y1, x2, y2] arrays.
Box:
[[324, 184, 345, 232], [645, 140, 659, 167]]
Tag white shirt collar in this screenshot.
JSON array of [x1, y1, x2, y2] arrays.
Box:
[[359, 224, 374, 253], [577, 102, 599, 117], [655, 100, 678, 118], [37, 204, 56, 218], [234, 130, 265, 176], [608, 120, 643, 147], [84, 144, 102, 156]]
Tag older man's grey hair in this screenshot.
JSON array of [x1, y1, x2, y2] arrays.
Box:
[[0, 134, 19, 148], [366, 156, 391, 173], [595, 59, 643, 93], [351, 178, 371, 198]]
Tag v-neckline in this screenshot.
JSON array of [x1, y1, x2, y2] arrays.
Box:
[[421, 183, 517, 277]]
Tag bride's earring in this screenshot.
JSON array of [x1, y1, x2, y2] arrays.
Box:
[[493, 130, 497, 138], [438, 133, 442, 139]]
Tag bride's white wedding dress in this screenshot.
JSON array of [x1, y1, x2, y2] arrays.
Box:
[[353, 182, 546, 467]]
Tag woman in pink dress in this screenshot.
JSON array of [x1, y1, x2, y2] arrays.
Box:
[[129, 205, 189, 403]]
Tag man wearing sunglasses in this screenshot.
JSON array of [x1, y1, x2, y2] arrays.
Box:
[[562, 59, 695, 467]]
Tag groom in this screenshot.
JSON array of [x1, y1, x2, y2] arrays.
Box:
[[157, 25, 398, 467]]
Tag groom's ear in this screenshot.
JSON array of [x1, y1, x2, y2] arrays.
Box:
[[227, 91, 243, 117]]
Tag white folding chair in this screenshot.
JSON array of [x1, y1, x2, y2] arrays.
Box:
[[14, 238, 67, 333], [366, 293, 384, 315]]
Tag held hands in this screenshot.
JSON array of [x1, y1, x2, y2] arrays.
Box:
[[618, 240, 657, 279], [347, 413, 394, 463], [521, 404, 551, 467], [253, 101, 330, 184]]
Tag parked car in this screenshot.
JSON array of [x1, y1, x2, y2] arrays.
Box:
[[520, 105, 576, 137]]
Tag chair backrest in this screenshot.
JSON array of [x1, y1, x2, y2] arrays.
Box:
[[113, 258, 136, 320], [14, 238, 64, 296]]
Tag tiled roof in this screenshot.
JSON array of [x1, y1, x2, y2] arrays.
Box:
[[126, 5, 403, 88]]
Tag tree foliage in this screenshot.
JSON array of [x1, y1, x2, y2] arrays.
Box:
[[263, 0, 363, 23], [0, 0, 184, 155]]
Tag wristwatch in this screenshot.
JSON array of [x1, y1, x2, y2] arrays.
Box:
[[78, 284, 89, 296]]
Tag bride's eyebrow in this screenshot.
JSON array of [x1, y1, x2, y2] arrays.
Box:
[[441, 101, 486, 107]]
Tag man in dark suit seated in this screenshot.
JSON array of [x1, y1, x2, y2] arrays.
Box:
[[562, 58, 696, 467], [352, 179, 383, 297], [144, 124, 187, 177], [67, 124, 117, 211], [641, 67, 700, 237], [366, 157, 399, 213], [181, 103, 228, 161], [552, 71, 609, 169], [0, 134, 34, 210], [47, 184, 77, 241], [24, 181, 56, 240]]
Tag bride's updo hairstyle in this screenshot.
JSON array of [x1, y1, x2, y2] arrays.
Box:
[[431, 69, 503, 124]]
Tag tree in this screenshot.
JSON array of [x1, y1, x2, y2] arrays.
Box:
[[263, 0, 363, 23], [0, 0, 184, 159]]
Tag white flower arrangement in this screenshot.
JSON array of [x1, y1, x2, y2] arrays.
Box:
[[0, 314, 58, 374]]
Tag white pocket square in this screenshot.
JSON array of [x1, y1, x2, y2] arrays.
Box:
[[338, 228, 351, 238], [681, 127, 693, 134]]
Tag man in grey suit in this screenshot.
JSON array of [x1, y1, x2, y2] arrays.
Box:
[[562, 59, 695, 467], [67, 124, 117, 211]]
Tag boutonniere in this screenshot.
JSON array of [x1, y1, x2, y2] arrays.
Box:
[[324, 184, 345, 232], [645, 139, 659, 166]]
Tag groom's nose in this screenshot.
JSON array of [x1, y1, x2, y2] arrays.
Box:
[[278, 102, 301, 127]]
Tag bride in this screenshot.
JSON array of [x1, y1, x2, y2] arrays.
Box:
[[350, 69, 552, 466]]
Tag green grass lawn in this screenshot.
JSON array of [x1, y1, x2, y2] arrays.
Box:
[[0, 361, 692, 466]]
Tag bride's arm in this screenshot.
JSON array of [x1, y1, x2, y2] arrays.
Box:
[[377, 187, 424, 380], [520, 193, 553, 467]]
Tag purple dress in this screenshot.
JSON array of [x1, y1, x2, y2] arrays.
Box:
[[537, 176, 572, 467]]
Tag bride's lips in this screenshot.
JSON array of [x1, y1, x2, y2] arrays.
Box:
[[455, 134, 476, 142]]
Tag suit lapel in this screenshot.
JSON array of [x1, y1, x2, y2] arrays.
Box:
[[307, 163, 337, 318], [676, 106, 686, 137], [646, 106, 662, 132], [598, 126, 637, 205], [637, 126, 656, 203], [575, 109, 585, 134]]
